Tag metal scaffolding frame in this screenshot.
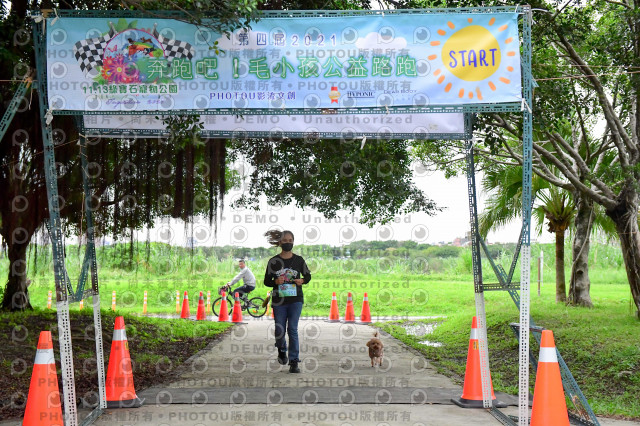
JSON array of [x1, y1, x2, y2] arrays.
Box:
[[26, 5, 597, 426]]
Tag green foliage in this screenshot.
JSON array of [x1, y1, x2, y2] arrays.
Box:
[[424, 245, 461, 259]]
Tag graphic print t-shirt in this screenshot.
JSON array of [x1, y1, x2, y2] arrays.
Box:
[[263, 254, 311, 305]]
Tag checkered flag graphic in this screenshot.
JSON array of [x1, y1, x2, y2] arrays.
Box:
[[73, 28, 117, 73], [153, 26, 195, 62]]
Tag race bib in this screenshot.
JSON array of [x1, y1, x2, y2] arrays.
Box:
[[278, 283, 297, 297]]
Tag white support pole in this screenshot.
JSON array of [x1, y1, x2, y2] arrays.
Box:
[[56, 301, 78, 426], [93, 295, 107, 409], [475, 292, 492, 408]]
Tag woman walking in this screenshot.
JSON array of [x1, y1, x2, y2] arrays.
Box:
[[264, 230, 311, 373]]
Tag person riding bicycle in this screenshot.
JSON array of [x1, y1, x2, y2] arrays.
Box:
[[224, 259, 256, 301]]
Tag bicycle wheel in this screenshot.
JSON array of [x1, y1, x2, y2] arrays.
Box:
[[247, 297, 267, 318], [212, 295, 234, 316]]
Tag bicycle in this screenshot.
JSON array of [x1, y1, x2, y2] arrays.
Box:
[[212, 286, 267, 318]]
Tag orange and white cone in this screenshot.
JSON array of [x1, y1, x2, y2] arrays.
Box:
[[196, 292, 206, 320], [342, 292, 355, 323], [217, 291, 230, 322], [530, 330, 570, 426], [23, 331, 63, 426], [180, 291, 190, 319], [358, 292, 372, 324], [175, 290, 180, 314], [451, 316, 505, 408], [105, 316, 144, 408], [326, 292, 340, 322], [231, 292, 244, 323], [47, 291, 52, 309], [206, 291, 211, 313], [142, 291, 147, 315], [79, 298, 84, 310], [111, 290, 116, 311]]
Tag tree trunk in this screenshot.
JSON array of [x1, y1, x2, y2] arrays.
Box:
[[606, 189, 640, 315], [555, 230, 567, 302], [1, 242, 32, 311], [569, 193, 593, 307]]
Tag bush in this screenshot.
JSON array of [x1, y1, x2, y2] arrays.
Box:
[[425, 246, 462, 259]]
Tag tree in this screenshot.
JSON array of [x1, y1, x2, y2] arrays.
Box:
[[479, 166, 574, 302]]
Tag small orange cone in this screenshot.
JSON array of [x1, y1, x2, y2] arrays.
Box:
[[451, 316, 505, 408], [175, 290, 180, 314], [142, 291, 147, 315], [79, 298, 84, 310], [217, 291, 230, 322], [180, 291, 190, 319], [105, 316, 144, 408], [231, 292, 243, 323], [47, 290, 52, 309], [196, 291, 206, 320], [343, 292, 355, 323], [327, 292, 340, 322], [23, 331, 63, 426], [530, 330, 570, 426], [358, 292, 372, 324]]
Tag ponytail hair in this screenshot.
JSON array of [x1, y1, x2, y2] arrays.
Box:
[[264, 229, 294, 246]]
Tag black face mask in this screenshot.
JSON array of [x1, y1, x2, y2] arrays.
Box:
[[281, 243, 294, 252]]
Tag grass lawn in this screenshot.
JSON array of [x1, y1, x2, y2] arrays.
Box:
[[377, 281, 640, 420]]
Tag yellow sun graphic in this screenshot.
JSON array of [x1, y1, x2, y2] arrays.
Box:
[[429, 17, 517, 100]]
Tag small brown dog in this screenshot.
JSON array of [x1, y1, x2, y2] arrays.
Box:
[[366, 331, 384, 367]]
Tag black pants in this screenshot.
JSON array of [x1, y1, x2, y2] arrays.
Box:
[[232, 284, 254, 299]]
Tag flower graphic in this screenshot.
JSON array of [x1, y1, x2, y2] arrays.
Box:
[[101, 54, 140, 84]]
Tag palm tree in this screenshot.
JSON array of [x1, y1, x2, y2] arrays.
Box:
[[537, 187, 575, 302], [479, 165, 574, 302]]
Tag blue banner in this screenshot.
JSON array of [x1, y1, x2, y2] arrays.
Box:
[[45, 12, 522, 112]]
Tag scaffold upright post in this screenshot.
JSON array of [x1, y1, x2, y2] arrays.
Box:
[[518, 6, 534, 426], [32, 14, 79, 426], [79, 133, 108, 415], [465, 140, 493, 409]]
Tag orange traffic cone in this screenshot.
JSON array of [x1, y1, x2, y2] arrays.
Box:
[[530, 330, 570, 426], [451, 316, 506, 408], [358, 292, 372, 324], [23, 331, 63, 426], [217, 291, 230, 322], [79, 298, 84, 310], [327, 292, 340, 322], [231, 292, 244, 323], [343, 292, 355, 323], [196, 291, 206, 321], [180, 291, 190, 319], [105, 316, 144, 408]]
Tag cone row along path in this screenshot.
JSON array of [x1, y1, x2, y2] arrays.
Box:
[[55, 319, 634, 426]]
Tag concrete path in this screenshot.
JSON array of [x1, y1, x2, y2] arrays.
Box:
[[89, 318, 634, 426]]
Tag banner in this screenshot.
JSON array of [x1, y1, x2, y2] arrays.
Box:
[[83, 113, 466, 139], [46, 11, 522, 112]]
